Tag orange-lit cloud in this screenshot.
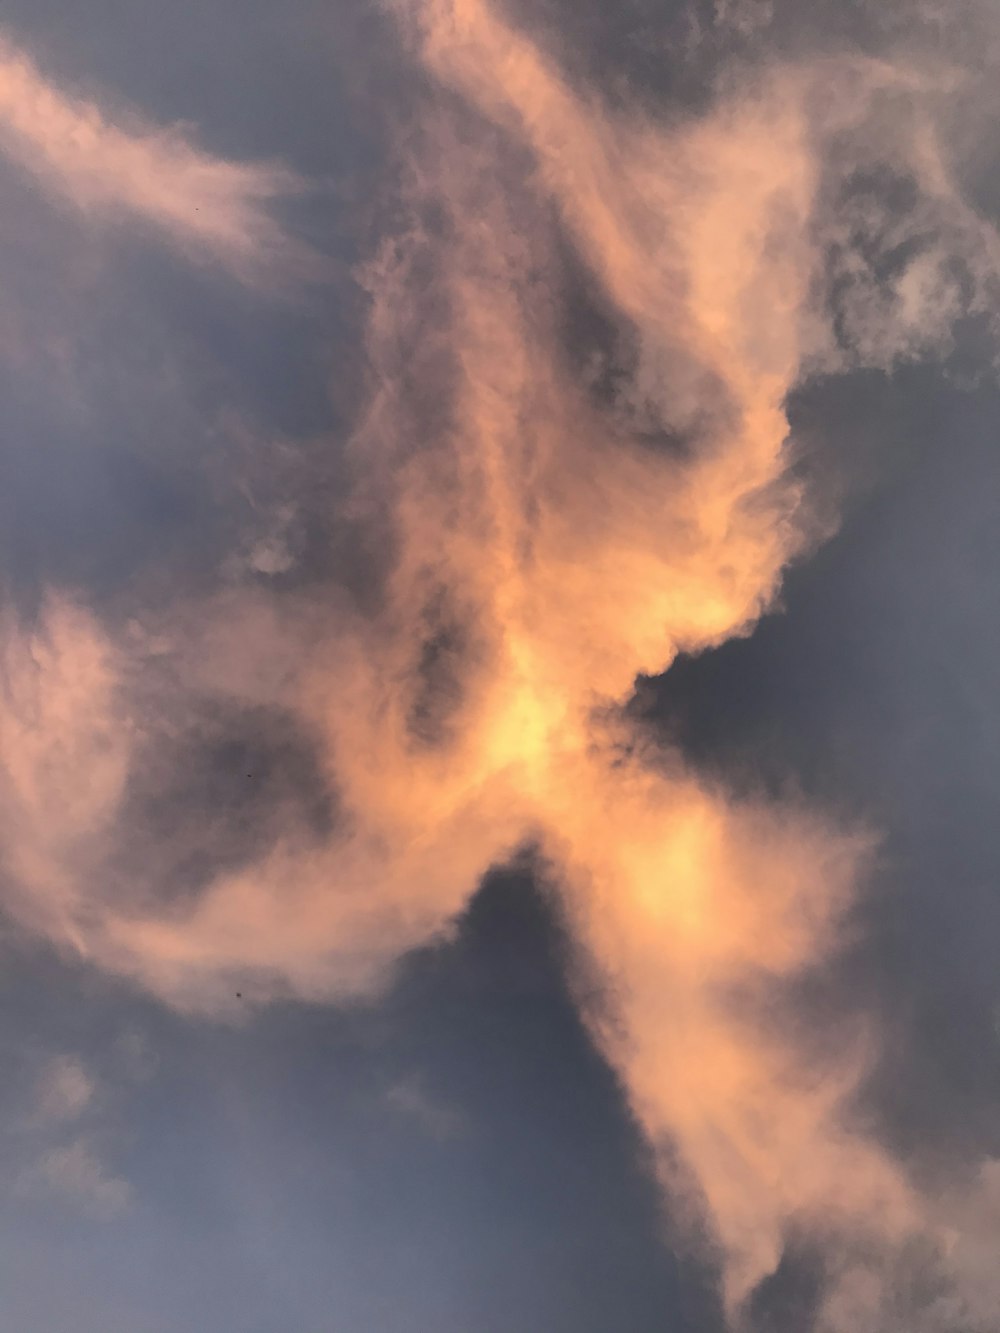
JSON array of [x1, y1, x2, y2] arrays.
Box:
[[1, 0, 999, 1325], [0, 29, 316, 283]]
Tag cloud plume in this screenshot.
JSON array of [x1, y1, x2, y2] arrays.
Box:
[[1, 0, 999, 1326]]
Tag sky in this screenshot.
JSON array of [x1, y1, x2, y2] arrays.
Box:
[[1, 1, 1000, 1330]]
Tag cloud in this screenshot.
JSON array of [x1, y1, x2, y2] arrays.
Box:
[[0, 596, 132, 950], [0, 0, 999, 1326], [35, 1055, 95, 1124], [0, 27, 320, 285], [5, 1051, 132, 1223], [385, 1074, 469, 1142], [28, 1139, 132, 1220]]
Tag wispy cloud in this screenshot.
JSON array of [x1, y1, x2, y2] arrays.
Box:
[[6, 1051, 132, 1222], [0, 28, 321, 285], [385, 1074, 469, 1142], [34, 1055, 95, 1125], [28, 1139, 131, 1220], [0, 0, 999, 1326]]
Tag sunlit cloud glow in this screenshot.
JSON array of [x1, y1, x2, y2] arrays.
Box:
[[0, 0, 999, 1326]]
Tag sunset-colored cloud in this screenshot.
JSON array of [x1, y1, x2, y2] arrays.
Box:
[[1, 0, 999, 1325], [0, 29, 315, 282]]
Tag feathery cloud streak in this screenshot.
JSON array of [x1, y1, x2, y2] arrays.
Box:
[[0, 28, 315, 282]]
